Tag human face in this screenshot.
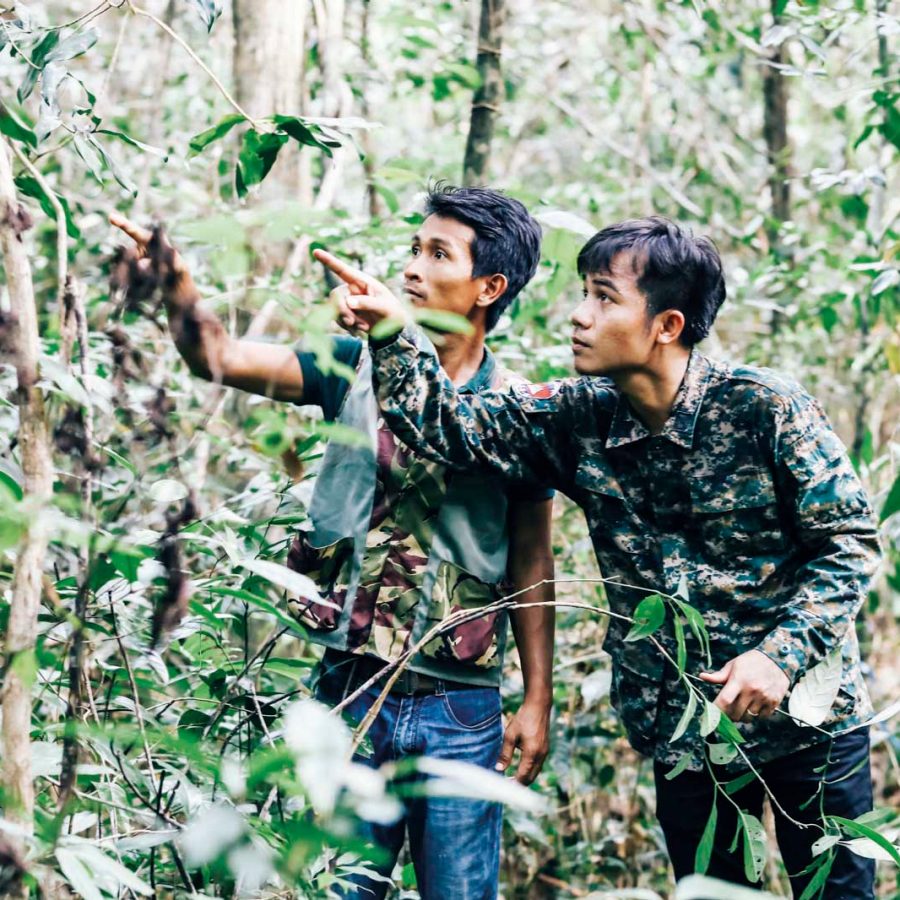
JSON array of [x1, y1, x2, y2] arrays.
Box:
[[403, 215, 484, 320], [569, 251, 657, 376]]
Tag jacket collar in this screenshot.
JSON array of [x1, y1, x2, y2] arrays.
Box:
[[605, 352, 714, 450]]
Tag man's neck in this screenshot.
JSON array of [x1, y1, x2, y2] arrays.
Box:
[[436, 327, 487, 387], [612, 348, 692, 435]]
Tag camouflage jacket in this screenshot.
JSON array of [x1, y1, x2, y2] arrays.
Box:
[[370, 327, 882, 769], [286, 339, 550, 687]]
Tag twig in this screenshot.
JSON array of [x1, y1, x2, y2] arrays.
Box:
[[551, 95, 704, 218], [109, 599, 156, 783], [125, 2, 259, 127], [7, 140, 67, 322]]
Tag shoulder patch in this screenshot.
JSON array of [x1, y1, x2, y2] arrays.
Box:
[[513, 381, 562, 400]]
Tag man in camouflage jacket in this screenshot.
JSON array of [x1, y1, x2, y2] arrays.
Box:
[[316, 217, 882, 899]]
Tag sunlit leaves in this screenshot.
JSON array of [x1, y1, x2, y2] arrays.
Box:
[[625, 593, 665, 642], [788, 647, 842, 727], [669, 690, 697, 743], [694, 798, 717, 874]]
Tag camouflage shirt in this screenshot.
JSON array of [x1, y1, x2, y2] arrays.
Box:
[[288, 336, 552, 686], [369, 327, 882, 769]]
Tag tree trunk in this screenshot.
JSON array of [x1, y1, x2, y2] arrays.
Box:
[[359, 0, 381, 219], [312, 0, 351, 211], [762, 0, 791, 250], [463, 0, 505, 186], [0, 138, 54, 843], [233, 0, 307, 193]]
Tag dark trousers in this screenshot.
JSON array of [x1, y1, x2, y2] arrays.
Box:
[[655, 730, 874, 899]]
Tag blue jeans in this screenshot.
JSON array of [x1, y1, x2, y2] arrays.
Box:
[[314, 658, 504, 900], [655, 729, 874, 899]]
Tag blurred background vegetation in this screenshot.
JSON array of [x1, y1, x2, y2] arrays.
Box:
[[0, 0, 898, 896]]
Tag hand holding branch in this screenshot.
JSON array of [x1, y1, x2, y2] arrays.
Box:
[[700, 648, 790, 722]]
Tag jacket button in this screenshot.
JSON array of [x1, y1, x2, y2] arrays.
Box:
[[780, 644, 791, 656]]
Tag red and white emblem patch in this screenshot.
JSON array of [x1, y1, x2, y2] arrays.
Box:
[[515, 381, 561, 401]]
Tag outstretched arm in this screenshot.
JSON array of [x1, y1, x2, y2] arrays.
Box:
[[313, 248, 579, 489], [110, 213, 305, 402]]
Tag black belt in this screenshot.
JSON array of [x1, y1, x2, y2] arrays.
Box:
[[321, 648, 476, 697]]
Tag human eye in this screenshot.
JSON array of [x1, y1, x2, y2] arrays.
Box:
[[434, 248, 447, 260], [410, 244, 420, 256]]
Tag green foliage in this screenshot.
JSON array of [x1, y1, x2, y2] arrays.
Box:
[[0, 0, 898, 896]]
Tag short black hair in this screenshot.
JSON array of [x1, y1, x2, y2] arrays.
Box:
[[576, 216, 726, 347], [424, 183, 542, 332]]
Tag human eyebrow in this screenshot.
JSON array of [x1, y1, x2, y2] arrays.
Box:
[[590, 276, 620, 294], [426, 236, 455, 256]]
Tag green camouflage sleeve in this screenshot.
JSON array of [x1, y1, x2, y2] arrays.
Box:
[[370, 326, 576, 489], [755, 391, 881, 682]]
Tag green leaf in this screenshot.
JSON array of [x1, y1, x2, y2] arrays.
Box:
[[664, 751, 693, 781], [694, 798, 717, 874], [880, 473, 900, 523], [723, 771, 757, 794], [0, 102, 37, 148], [9, 648, 37, 688], [715, 711, 746, 745], [708, 742, 738, 765], [45, 28, 98, 63], [369, 317, 407, 341], [273, 115, 338, 155], [96, 128, 167, 159], [188, 113, 247, 155], [788, 647, 843, 727], [625, 593, 665, 642], [56, 847, 104, 900], [699, 700, 721, 737], [240, 557, 338, 609], [235, 128, 288, 197], [15, 175, 80, 238], [674, 875, 782, 899], [669, 689, 697, 743], [18, 32, 60, 103], [190, 0, 223, 32], [830, 815, 900, 866], [797, 854, 834, 900], [413, 307, 475, 335], [674, 614, 687, 672], [740, 811, 767, 883]]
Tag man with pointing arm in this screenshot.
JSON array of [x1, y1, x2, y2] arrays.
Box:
[[110, 184, 556, 900], [315, 216, 881, 898]]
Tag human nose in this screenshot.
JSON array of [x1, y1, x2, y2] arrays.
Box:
[[403, 254, 423, 282], [571, 298, 592, 330]]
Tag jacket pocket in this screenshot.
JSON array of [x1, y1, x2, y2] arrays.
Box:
[[285, 534, 354, 631], [420, 560, 501, 669], [690, 468, 787, 563]]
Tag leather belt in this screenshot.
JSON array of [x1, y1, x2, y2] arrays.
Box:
[[321, 648, 475, 697]]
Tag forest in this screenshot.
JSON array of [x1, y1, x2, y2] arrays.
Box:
[[0, 0, 898, 897]]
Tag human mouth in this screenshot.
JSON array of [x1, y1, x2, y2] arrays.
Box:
[[403, 286, 425, 302], [571, 336, 590, 352]]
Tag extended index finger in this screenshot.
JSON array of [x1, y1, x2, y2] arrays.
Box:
[[109, 212, 153, 246], [313, 248, 372, 291]]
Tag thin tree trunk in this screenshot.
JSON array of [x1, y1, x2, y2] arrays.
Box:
[[233, 0, 307, 194], [0, 137, 54, 848], [359, 0, 381, 219], [463, 0, 505, 186], [852, 0, 891, 461], [762, 0, 791, 249]]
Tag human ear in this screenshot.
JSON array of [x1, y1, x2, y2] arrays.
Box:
[[656, 309, 686, 345], [475, 273, 508, 307]]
